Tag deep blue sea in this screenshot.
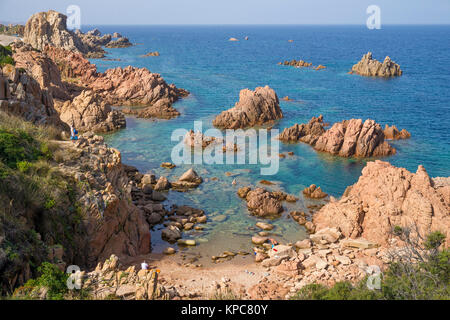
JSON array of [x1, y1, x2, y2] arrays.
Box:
[[83, 25, 450, 257]]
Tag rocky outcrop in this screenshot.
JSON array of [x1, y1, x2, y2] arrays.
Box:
[[105, 37, 132, 48], [24, 11, 91, 55], [11, 42, 69, 100], [43, 46, 189, 117], [278, 115, 325, 144], [350, 52, 402, 77], [383, 124, 411, 140], [43, 45, 98, 83], [238, 187, 284, 217], [0, 62, 67, 130], [313, 161, 450, 246], [23, 11, 131, 58], [279, 116, 396, 158], [280, 59, 312, 68], [171, 168, 203, 190], [57, 133, 151, 266], [279, 59, 326, 71], [302, 184, 328, 199], [57, 90, 126, 133], [140, 51, 160, 57], [86, 66, 189, 114], [213, 86, 283, 129], [74, 255, 178, 299]]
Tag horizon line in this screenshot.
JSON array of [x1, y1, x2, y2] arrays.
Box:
[[2, 21, 450, 27]]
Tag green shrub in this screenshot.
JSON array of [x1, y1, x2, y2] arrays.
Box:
[[0, 44, 14, 66], [0, 129, 42, 168], [291, 231, 449, 300], [17, 262, 68, 300], [16, 161, 33, 173]]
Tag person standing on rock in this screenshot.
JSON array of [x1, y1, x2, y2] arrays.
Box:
[[70, 121, 78, 141], [141, 261, 149, 270]]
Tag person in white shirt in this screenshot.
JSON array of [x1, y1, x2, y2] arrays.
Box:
[[141, 261, 149, 270]]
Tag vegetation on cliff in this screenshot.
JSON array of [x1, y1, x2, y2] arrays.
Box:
[[0, 44, 14, 66], [0, 111, 86, 295]]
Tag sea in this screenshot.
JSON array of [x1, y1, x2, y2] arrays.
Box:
[[82, 25, 450, 260]]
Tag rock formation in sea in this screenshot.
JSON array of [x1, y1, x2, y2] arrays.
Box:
[[349, 52, 402, 77], [313, 160, 450, 246], [279, 59, 326, 70], [23, 11, 132, 58], [43, 46, 189, 119], [23, 10, 101, 57], [57, 90, 126, 133], [383, 124, 411, 140], [239, 187, 284, 217], [105, 37, 132, 48], [140, 51, 160, 57], [302, 184, 328, 199], [280, 59, 312, 67], [213, 85, 283, 129], [279, 115, 398, 158], [66, 50, 188, 107]]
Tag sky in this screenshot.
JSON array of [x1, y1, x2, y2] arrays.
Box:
[[1, 0, 449, 25]]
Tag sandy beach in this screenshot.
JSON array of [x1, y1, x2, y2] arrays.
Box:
[[0, 34, 19, 46]]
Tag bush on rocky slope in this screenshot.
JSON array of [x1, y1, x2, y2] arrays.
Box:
[[0, 45, 14, 66], [0, 111, 86, 294], [291, 231, 449, 300]]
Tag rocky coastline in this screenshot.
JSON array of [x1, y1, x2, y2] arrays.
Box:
[[0, 10, 448, 301], [278, 115, 409, 158]]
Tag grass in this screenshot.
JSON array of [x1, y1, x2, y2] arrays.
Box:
[[0, 111, 87, 295], [0, 44, 14, 66]]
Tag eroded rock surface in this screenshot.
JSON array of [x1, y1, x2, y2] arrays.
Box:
[[213, 86, 283, 129], [57, 90, 126, 133], [279, 115, 397, 158], [313, 161, 450, 245], [350, 52, 402, 77]]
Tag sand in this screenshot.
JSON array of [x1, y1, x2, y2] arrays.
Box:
[[0, 34, 20, 46]]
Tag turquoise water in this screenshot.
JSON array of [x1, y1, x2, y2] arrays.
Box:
[[85, 25, 450, 256]]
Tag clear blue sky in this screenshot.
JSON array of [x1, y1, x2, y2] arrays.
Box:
[[1, 0, 449, 25]]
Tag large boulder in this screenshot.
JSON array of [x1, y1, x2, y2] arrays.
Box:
[[23, 10, 87, 53], [279, 116, 396, 158], [278, 115, 325, 144], [383, 124, 411, 140], [213, 86, 283, 129], [57, 90, 126, 133], [350, 52, 402, 77], [244, 187, 283, 217], [313, 161, 450, 246], [12, 42, 69, 100]]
